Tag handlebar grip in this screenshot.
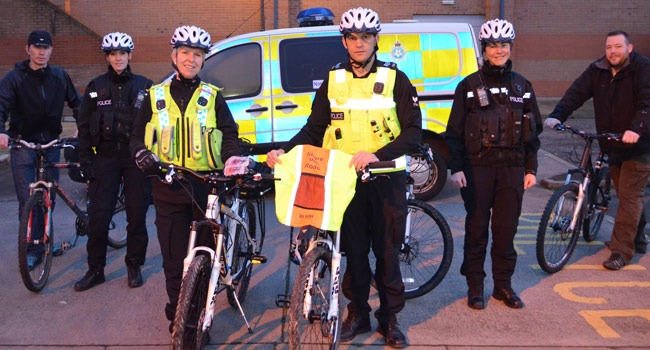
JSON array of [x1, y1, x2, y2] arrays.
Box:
[[367, 160, 397, 169]]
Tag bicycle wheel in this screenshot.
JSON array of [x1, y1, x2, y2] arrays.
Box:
[[171, 255, 211, 350], [583, 167, 611, 242], [536, 183, 582, 273], [401, 199, 454, 299], [17, 190, 54, 292], [227, 201, 256, 309], [289, 246, 340, 350], [107, 183, 127, 249]]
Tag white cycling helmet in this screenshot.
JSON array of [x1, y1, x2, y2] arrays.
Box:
[[101, 32, 134, 52], [479, 19, 516, 43], [170, 25, 211, 52], [339, 7, 381, 35]]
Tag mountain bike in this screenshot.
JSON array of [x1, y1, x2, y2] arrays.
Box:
[[13, 138, 127, 292], [283, 158, 452, 349], [365, 164, 453, 299], [536, 125, 620, 273], [163, 162, 276, 350]]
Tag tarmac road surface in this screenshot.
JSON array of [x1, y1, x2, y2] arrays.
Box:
[[0, 148, 649, 349]]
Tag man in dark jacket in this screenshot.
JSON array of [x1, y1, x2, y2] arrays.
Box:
[[545, 30, 650, 268], [0, 30, 80, 269]]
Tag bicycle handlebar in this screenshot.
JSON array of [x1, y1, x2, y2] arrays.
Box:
[[159, 162, 278, 186], [9, 137, 79, 150], [554, 124, 621, 141], [358, 159, 404, 182]]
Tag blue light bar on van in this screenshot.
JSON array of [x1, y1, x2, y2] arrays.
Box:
[[297, 7, 335, 27]]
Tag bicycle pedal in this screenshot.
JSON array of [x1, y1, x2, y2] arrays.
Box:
[[595, 205, 608, 211], [251, 255, 267, 264], [275, 294, 291, 308]]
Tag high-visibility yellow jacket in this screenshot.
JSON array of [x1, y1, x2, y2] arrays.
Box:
[[144, 81, 224, 170], [274, 144, 357, 231]]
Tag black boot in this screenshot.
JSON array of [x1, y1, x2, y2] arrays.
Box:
[[376, 315, 408, 349], [339, 313, 371, 342], [467, 283, 485, 310], [74, 268, 105, 291], [127, 265, 143, 288]]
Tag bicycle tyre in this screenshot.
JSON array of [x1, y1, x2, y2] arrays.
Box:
[[171, 254, 211, 350], [583, 167, 611, 242], [227, 201, 256, 309], [401, 199, 454, 299], [536, 183, 582, 273], [17, 190, 54, 292], [410, 145, 447, 201], [107, 183, 127, 249], [289, 246, 340, 350]]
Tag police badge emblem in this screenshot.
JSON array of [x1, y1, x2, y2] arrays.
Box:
[[391, 40, 405, 62]]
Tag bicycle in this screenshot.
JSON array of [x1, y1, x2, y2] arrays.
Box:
[[283, 159, 453, 349], [536, 124, 620, 273], [13, 137, 128, 292], [365, 164, 453, 299], [162, 162, 275, 350]]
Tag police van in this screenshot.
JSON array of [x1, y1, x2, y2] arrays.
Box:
[[165, 20, 480, 199]]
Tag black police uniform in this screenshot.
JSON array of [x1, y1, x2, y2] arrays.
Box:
[[283, 59, 422, 322], [77, 66, 152, 272], [130, 75, 241, 323], [446, 60, 542, 290]]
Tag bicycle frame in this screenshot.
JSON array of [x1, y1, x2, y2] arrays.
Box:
[[559, 128, 608, 235], [301, 228, 342, 323], [166, 164, 266, 334], [21, 139, 87, 247]]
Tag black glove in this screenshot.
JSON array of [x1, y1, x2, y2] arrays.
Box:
[[134, 148, 160, 173], [80, 162, 95, 182]]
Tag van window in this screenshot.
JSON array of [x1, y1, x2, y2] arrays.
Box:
[[200, 43, 262, 99], [279, 36, 347, 93]]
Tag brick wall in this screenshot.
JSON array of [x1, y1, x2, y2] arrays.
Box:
[[1, 0, 649, 97]]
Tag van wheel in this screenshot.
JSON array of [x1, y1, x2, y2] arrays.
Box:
[[409, 145, 447, 201]]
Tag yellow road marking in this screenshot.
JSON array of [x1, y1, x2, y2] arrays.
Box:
[[579, 309, 650, 338], [554, 281, 650, 304]]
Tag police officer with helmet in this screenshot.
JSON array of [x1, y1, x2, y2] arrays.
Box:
[[267, 8, 421, 348], [446, 19, 542, 310], [129, 25, 242, 332], [74, 32, 152, 292]]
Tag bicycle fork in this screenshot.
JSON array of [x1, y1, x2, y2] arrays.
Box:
[[569, 178, 589, 233]]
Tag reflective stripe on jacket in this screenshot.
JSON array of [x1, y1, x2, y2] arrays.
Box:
[[144, 81, 224, 170]]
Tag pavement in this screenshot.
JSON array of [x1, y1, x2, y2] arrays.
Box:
[[0, 148, 649, 350]]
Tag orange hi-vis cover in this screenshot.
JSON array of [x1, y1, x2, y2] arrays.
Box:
[[274, 144, 357, 231]]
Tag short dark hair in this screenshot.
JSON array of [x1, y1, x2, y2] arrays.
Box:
[[607, 30, 631, 45]]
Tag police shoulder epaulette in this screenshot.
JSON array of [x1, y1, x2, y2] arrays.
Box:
[[330, 62, 344, 71], [381, 61, 397, 69]]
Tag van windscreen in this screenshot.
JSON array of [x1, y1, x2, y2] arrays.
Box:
[[279, 36, 347, 93]]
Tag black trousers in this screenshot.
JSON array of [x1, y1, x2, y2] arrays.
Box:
[[459, 165, 523, 289], [341, 171, 406, 321], [86, 156, 150, 269]]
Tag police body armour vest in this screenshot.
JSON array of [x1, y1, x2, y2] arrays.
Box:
[[323, 64, 402, 157], [274, 145, 357, 231], [144, 81, 224, 170]]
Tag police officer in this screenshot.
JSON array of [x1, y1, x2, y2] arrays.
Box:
[[74, 32, 152, 291], [267, 8, 421, 348], [129, 25, 241, 332], [446, 19, 542, 310]]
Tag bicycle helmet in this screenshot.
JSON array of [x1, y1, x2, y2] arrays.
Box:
[[339, 7, 381, 35], [101, 32, 134, 52], [170, 25, 211, 52], [479, 19, 516, 43]]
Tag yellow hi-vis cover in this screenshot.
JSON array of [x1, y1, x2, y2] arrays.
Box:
[[274, 144, 357, 231]]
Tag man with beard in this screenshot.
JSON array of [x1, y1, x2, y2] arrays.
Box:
[[545, 31, 650, 268]]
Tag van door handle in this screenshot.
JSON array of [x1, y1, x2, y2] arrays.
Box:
[[276, 104, 298, 110], [245, 106, 269, 113]]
